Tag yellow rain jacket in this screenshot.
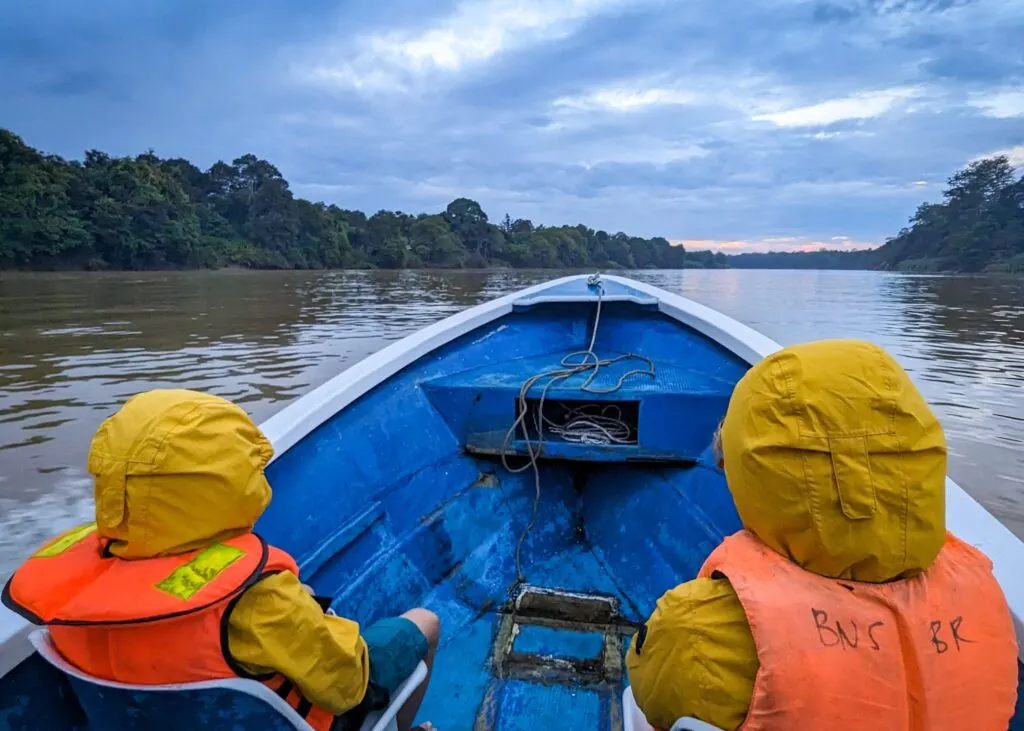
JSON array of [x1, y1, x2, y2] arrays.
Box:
[[627, 340, 949, 730], [88, 389, 369, 715]]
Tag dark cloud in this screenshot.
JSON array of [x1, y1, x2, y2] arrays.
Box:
[[811, 0, 975, 22], [1, 0, 1021, 248], [31, 70, 129, 100]]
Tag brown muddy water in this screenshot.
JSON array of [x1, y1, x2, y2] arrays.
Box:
[[1, 269, 1022, 575]]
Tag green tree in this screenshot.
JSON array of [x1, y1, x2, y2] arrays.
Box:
[[603, 233, 637, 268], [410, 215, 465, 268], [69, 151, 202, 269], [444, 197, 504, 264], [0, 130, 92, 266]]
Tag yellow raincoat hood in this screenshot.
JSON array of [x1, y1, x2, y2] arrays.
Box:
[[721, 339, 947, 582], [88, 390, 274, 559]]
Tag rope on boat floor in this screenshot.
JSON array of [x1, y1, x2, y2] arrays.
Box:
[[500, 273, 656, 587]]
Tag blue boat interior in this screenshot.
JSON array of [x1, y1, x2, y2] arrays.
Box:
[[2, 277, 1022, 730], [261, 291, 749, 730]]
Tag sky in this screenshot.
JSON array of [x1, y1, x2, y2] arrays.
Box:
[[0, 0, 1022, 252]]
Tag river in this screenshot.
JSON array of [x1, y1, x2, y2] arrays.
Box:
[[1, 269, 1022, 574]]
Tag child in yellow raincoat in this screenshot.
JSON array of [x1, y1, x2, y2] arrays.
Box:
[[626, 340, 1017, 730], [5, 390, 439, 731]]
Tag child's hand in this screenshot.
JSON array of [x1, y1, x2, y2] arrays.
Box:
[[304, 583, 338, 615]]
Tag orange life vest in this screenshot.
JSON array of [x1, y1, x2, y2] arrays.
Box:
[[698, 530, 1018, 731], [1, 524, 335, 731]]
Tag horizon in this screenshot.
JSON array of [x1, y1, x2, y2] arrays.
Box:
[[674, 237, 880, 253], [1, 1, 1021, 253]]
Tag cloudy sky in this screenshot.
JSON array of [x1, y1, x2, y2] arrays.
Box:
[[1, 0, 1022, 252]]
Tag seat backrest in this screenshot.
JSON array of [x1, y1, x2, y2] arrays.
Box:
[[622, 685, 723, 731], [623, 685, 650, 731], [28, 630, 310, 731], [670, 719, 723, 731]]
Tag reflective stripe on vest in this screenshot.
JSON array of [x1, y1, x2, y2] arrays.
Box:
[[699, 530, 1018, 731], [3, 527, 270, 625], [32, 523, 98, 558], [1, 528, 335, 731]]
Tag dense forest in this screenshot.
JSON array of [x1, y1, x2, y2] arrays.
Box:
[[1, 127, 1020, 272], [726, 249, 873, 270], [666, 248, 872, 270], [873, 156, 1024, 273], [710, 156, 1024, 273], [693, 156, 1024, 273], [0, 129, 683, 271]]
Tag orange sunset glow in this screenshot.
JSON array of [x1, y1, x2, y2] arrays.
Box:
[[672, 236, 880, 254]]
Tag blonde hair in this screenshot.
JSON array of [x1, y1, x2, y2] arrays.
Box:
[[712, 419, 724, 468]]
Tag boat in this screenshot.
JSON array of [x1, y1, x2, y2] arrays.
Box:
[[1, 273, 1021, 730]]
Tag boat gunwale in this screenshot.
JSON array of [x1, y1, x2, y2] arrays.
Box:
[[1, 273, 1021, 679], [258, 274, 778, 459]]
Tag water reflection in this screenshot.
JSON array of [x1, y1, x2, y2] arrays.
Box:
[[634, 271, 1024, 536], [0, 269, 1022, 574]]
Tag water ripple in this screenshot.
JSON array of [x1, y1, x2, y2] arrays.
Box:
[[0, 269, 1022, 576]]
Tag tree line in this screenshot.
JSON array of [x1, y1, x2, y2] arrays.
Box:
[[873, 156, 1024, 273], [0, 129, 684, 271], [712, 249, 872, 270], [2, 127, 1020, 273], [685, 156, 1024, 273]]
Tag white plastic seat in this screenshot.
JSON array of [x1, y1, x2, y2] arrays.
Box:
[[30, 629, 427, 731], [623, 685, 723, 731]]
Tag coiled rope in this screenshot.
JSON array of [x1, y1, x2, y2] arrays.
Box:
[[501, 275, 655, 586]]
